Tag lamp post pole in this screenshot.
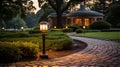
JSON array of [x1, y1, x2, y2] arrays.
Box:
[[83, 26, 86, 34], [42, 32, 46, 55], [39, 21, 48, 59]]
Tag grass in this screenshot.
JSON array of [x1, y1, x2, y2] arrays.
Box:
[[74, 32, 120, 42]]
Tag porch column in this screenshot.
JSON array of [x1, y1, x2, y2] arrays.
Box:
[[71, 17, 74, 26], [94, 17, 97, 21], [82, 18, 85, 26]]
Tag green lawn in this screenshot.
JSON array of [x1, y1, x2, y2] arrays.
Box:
[[74, 32, 120, 42]]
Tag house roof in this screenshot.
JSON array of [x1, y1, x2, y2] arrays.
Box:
[[67, 5, 104, 18]]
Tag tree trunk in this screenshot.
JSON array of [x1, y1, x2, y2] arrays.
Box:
[[56, 11, 63, 28]]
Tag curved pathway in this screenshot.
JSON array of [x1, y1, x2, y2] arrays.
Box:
[[0, 36, 120, 67]]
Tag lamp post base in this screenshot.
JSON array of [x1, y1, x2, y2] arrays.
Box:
[[40, 54, 48, 59]]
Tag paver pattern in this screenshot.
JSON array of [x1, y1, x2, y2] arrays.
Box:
[[0, 35, 120, 67]]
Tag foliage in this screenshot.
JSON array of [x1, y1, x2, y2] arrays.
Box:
[[29, 30, 41, 34], [68, 26, 81, 32], [1, 0, 36, 28], [48, 38, 73, 51], [28, 26, 41, 34], [105, 3, 120, 28], [0, 42, 22, 63], [49, 29, 62, 32], [38, 3, 54, 22], [5, 16, 26, 29], [89, 21, 111, 30], [0, 31, 73, 51], [46, 31, 73, 50], [25, 13, 38, 28], [76, 29, 84, 33], [0, 32, 30, 38], [62, 28, 73, 32], [0, 41, 39, 62], [12, 42, 39, 59]]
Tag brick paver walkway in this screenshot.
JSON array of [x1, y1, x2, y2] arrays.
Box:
[[0, 35, 120, 67]]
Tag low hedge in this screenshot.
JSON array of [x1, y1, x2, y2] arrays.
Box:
[[13, 42, 39, 59], [0, 32, 30, 38], [68, 26, 81, 32], [45, 37, 73, 51], [0, 42, 39, 63], [89, 21, 111, 29], [0, 42, 22, 63], [62, 28, 73, 32], [76, 29, 84, 33], [29, 30, 41, 34]]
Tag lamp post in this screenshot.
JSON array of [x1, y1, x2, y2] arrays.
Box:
[[2, 27, 5, 31], [83, 26, 86, 33], [39, 21, 48, 59], [21, 27, 24, 31]]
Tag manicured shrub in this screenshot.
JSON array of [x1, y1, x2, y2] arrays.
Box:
[[0, 32, 30, 38], [76, 29, 84, 33], [89, 21, 111, 30], [49, 29, 62, 32], [0, 42, 22, 63], [46, 31, 73, 51], [68, 26, 81, 32], [62, 28, 73, 32], [13, 42, 39, 59], [29, 30, 40, 34], [48, 38, 73, 51], [29, 26, 41, 34], [0, 41, 39, 62]]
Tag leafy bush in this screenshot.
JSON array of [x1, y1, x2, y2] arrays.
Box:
[[68, 26, 81, 32], [45, 31, 73, 51], [0, 41, 39, 62], [13, 42, 39, 59], [62, 28, 73, 32], [29, 30, 41, 34], [76, 29, 84, 33], [89, 21, 111, 29], [47, 38, 73, 51], [0, 42, 22, 63], [105, 3, 120, 28], [28, 26, 41, 34]]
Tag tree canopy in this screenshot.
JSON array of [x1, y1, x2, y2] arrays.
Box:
[[0, 0, 35, 28], [105, 2, 120, 28]]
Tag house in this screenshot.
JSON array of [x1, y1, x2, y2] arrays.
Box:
[[48, 5, 104, 28], [66, 5, 104, 27]]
